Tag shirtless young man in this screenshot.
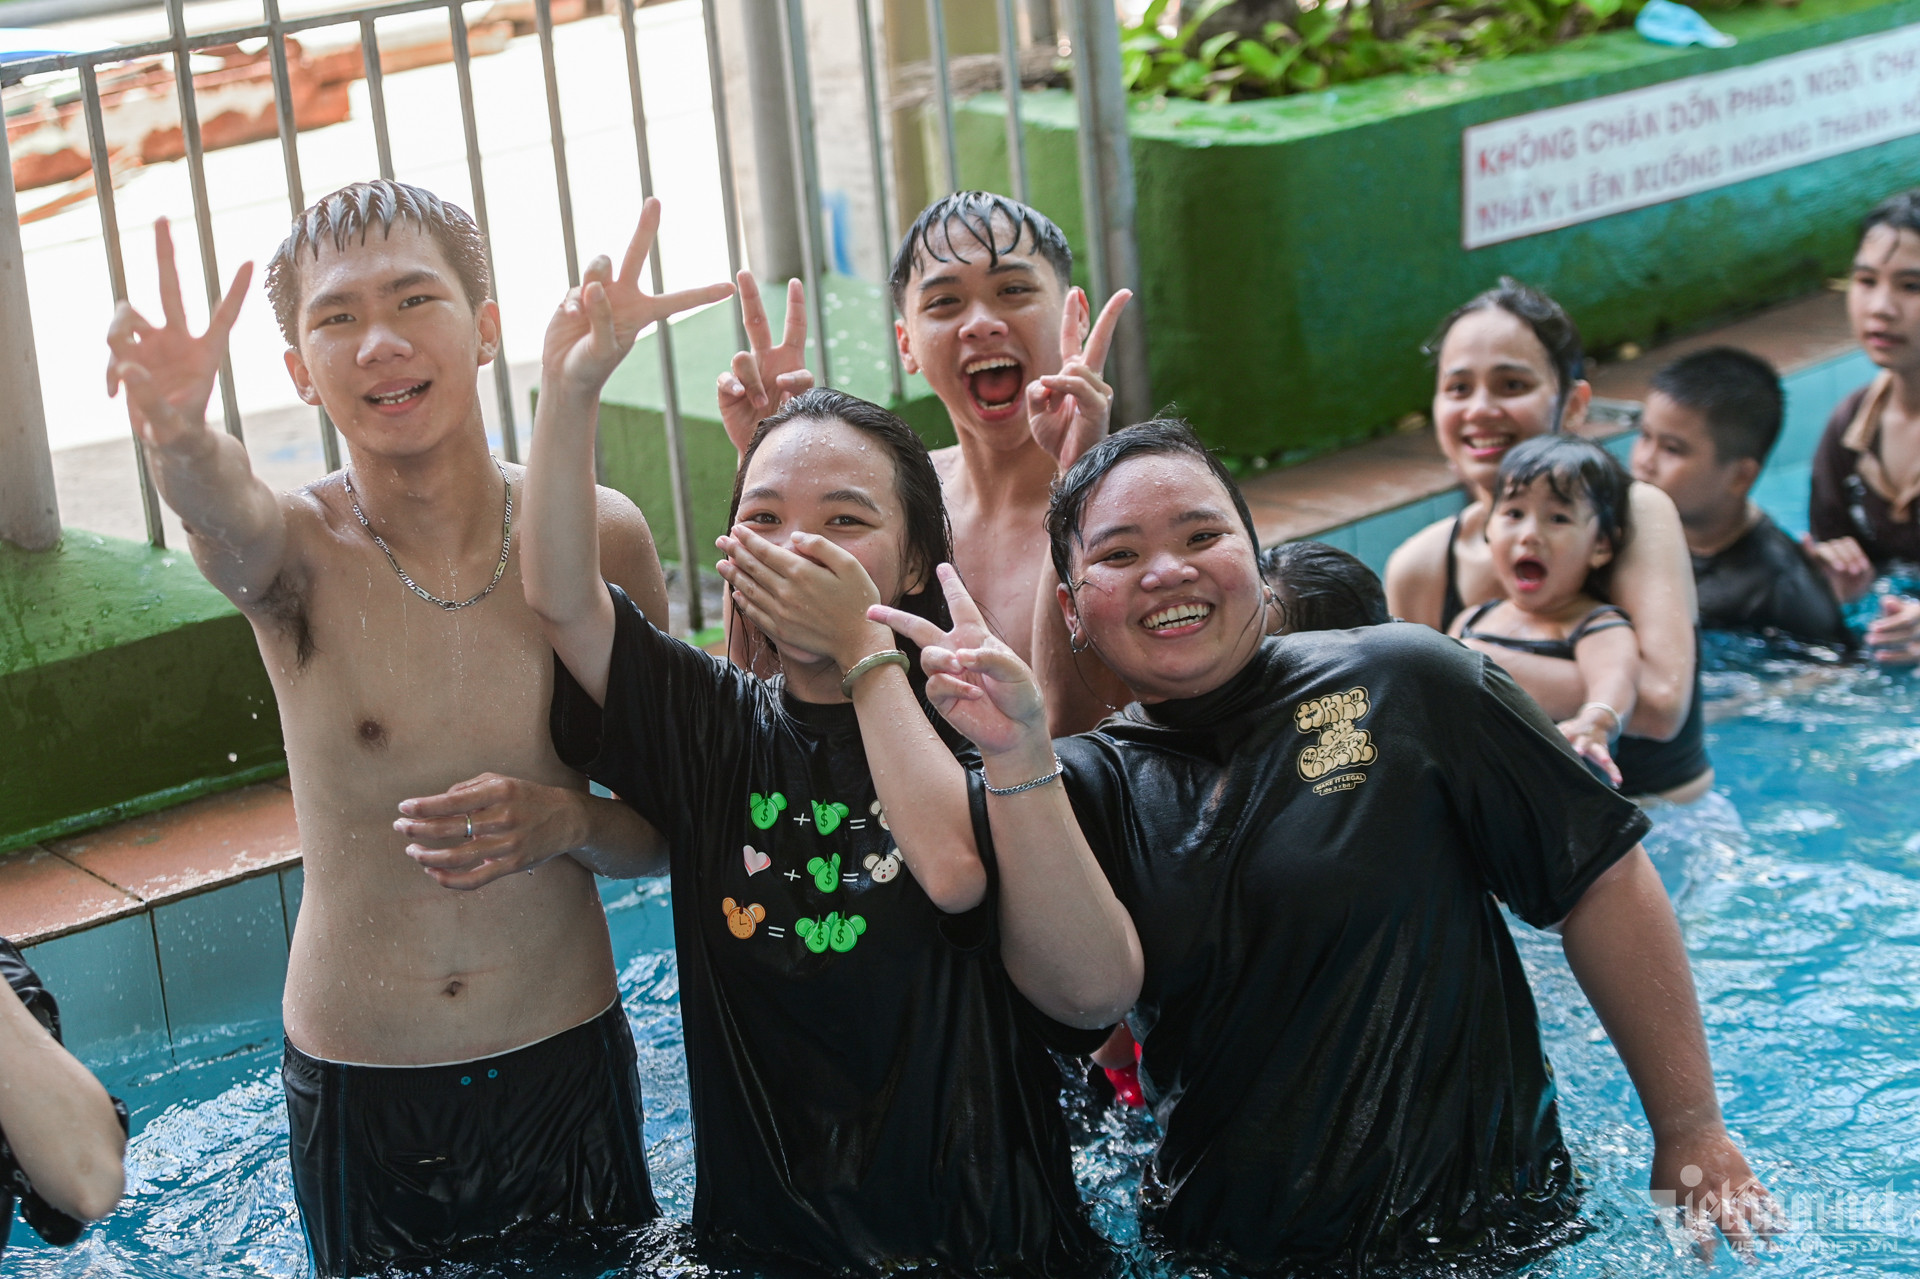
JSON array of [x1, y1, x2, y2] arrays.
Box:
[[714, 192, 1131, 733], [105, 182, 729, 1275]]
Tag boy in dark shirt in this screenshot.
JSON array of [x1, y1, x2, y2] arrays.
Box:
[[0, 938, 127, 1261], [1630, 347, 1851, 647]]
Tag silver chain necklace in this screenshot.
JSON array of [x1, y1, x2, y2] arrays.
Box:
[[343, 460, 513, 611]]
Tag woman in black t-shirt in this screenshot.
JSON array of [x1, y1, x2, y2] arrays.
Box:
[[0, 938, 127, 1261], [884, 419, 1779, 1274], [522, 251, 1139, 1276]]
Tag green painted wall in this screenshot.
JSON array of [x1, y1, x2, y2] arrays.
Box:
[[0, 533, 284, 854], [957, 0, 1920, 458], [597, 273, 949, 563]]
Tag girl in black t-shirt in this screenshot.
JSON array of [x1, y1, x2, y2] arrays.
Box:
[[884, 418, 1780, 1274], [520, 233, 1138, 1277]]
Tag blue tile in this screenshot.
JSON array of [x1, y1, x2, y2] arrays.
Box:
[[20, 914, 169, 1065], [1310, 522, 1359, 554], [279, 866, 304, 944], [1352, 501, 1436, 575], [152, 877, 289, 1042]]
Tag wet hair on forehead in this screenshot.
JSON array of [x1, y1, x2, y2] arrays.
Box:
[[1494, 434, 1632, 559], [1425, 276, 1585, 425], [1046, 418, 1261, 586], [1859, 188, 1920, 253], [1649, 346, 1783, 466], [264, 179, 491, 346], [888, 191, 1073, 310], [728, 388, 954, 662]]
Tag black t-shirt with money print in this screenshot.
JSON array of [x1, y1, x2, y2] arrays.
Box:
[[1057, 623, 1651, 1275], [550, 584, 1103, 1279]]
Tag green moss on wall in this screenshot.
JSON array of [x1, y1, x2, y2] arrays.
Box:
[[958, 0, 1920, 457], [0, 534, 284, 853], [597, 274, 948, 563]]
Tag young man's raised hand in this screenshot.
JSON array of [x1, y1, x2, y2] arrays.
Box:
[[1026, 287, 1131, 471], [717, 270, 813, 455], [543, 197, 734, 396], [106, 217, 251, 451]]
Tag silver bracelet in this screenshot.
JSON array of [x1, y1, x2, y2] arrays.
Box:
[[984, 757, 1065, 796], [1579, 701, 1623, 733]]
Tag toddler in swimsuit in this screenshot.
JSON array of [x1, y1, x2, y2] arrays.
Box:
[[1450, 435, 1641, 785]]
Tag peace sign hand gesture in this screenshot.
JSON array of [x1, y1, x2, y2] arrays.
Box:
[[1026, 286, 1131, 472], [105, 218, 251, 455], [868, 564, 1049, 760], [544, 197, 734, 397], [717, 270, 813, 455]]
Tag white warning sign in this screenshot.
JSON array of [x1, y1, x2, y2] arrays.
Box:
[[1462, 23, 1920, 248]]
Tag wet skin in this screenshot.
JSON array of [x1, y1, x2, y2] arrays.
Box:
[[110, 221, 670, 1065], [1383, 307, 1699, 746]]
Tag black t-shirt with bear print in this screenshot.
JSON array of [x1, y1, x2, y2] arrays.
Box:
[[550, 584, 1103, 1278], [1057, 624, 1651, 1274]]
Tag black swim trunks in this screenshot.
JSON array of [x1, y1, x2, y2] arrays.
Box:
[[282, 1001, 658, 1276]]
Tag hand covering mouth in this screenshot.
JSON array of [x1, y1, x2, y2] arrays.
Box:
[[963, 357, 1024, 411]]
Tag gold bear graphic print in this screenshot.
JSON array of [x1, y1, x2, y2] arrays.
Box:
[[1294, 687, 1377, 794]]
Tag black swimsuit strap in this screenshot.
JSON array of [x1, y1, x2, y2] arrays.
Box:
[[1567, 604, 1633, 648], [1440, 511, 1467, 631], [1456, 599, 1576, 659]]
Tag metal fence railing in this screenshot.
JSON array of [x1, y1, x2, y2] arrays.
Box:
[[0, 0, 1148, 634]]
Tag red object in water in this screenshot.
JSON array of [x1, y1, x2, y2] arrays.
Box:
[[1103, 1062, 1145, 1108]]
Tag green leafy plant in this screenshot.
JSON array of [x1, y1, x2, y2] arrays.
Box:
[[1119, 0, 1680, 102]]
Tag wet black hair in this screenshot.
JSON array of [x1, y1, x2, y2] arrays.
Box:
[[1425, 277, 1585, 429], [266, 179, 491, 345], [1648, 346, 1783, 467], [1259, 541, 1390, 633], [888, 191, 1074, 312], [1494, 435, 1633, 590], [1045, 418, 1261, 587], [727, 388, 954, 673], [1859, 188, 1920, 250]]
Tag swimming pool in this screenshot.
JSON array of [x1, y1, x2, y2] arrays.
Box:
[[9, 636, 1918, 1277]]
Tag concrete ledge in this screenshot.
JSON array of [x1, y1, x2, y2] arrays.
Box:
[[0, 532, 285, 854]]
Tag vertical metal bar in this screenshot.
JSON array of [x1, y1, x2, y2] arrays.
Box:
[[1025, 0, 1056, 46], [168, 0, 244, 441], [450, 0, 520, 462], [618, 0, 701, 633], [263, 0, 341, 473], [82, 64, 165, 548], [775, 0, 831, 389], [0, 91, 61, 551], [995, 0, 1028, 204], [360, 18, 395, 180], [698, 0, 749, 353], [923, 0, 959, 194], [856, 0, 905, 405], [1062, 0, 1150, 426], [534, 0, 580, 287]]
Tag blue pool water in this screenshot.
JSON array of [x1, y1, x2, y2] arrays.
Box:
[[10, 636, 1920, 1277]]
